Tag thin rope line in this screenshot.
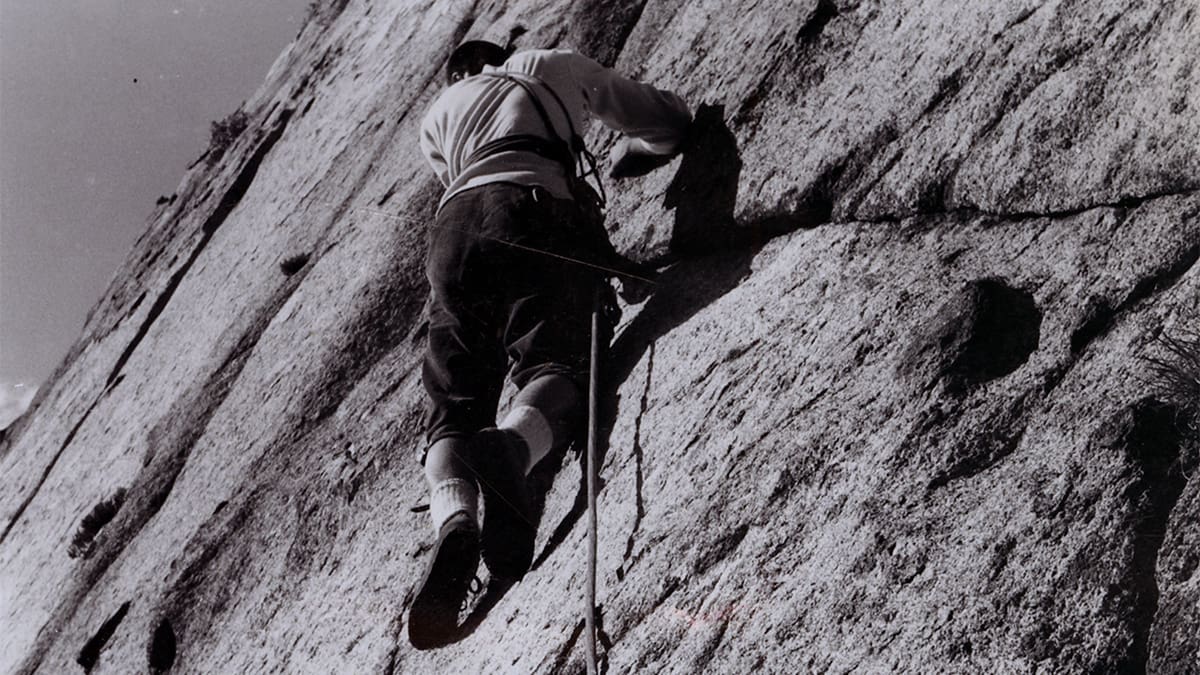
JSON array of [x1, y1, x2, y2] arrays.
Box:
[[306, 198, 659, 284], [584, 286, 602, 675], [447, 444, 537, 529]]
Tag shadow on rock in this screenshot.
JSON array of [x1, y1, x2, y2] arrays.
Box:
[[456, 576, 517, 641], [664, 103, 742, 258], [531, 103, 821, 570]]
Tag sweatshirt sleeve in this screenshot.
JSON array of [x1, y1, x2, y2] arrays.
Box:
[[567, 53, 691, 155], [419, 107, 451, 186]]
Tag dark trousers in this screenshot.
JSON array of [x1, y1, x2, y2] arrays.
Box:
[[422, 183, 597, 448]]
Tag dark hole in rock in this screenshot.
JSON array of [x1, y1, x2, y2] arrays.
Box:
[[148, 618, 177, 672], [68, 487, 128, 560], [899, 278, 1041, 392], [280, 253, 310, 276], [77, 601, 131, 672], [916, 179, 947, 214], [945, 278, 1041, 388]]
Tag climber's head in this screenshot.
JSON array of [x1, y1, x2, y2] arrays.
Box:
[[446, 40, 508, 85]]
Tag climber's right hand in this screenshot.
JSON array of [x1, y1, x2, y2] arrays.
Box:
[[609, 138, 675, 179], [615, 260, 658, 304]]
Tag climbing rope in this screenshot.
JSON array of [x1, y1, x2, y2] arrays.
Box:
[[584, 285, 603, 675]]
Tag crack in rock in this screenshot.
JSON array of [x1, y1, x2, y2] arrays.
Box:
[[1070, 242, 1200, 355], [856, 185, 1200, 227], [1094, 398, 1195, 672], [1, 381, 116, 544], [106, 109, 295, 388]]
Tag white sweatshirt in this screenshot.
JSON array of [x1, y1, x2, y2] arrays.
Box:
[[420, 49, 691, 208]]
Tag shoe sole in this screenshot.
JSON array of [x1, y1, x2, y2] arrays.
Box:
[[408, 521, 479, 649]]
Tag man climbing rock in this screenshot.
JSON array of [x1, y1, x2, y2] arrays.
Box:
[[407, 40, 690, 648]]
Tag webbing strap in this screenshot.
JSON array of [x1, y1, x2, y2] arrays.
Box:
[[472, 72, 607, 205], [463, 133, 572, 171]]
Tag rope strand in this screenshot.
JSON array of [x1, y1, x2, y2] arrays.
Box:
[[585, 286, 603, 675], [306, 199, 657, 284]]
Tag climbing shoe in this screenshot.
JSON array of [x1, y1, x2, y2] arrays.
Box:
[[470, 428, 536, 579], [408, 511, 479, 649]]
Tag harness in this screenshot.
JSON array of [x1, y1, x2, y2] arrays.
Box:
[[463, 72, 607, 207]]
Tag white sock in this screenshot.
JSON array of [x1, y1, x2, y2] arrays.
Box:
[[428, 478, 478, 535], [499, 405, 554, 474]]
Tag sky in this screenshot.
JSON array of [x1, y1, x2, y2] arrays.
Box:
[[0, 0, 312, 427]]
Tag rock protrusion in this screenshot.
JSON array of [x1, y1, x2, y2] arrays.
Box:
[[1071, 244, 1200, 355], [1070, 294, 1115, 354]]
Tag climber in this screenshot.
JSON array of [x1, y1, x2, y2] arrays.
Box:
[[407, 40, 691, 648]]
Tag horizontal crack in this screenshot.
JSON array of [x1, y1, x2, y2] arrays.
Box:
[[851, 185, 1200, 227]]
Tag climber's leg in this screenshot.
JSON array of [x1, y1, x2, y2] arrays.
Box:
[[410, 437, 483, 649], [501, 374, 583, 473], [409, 188, 515, 647], [470, 191, 595, 579]]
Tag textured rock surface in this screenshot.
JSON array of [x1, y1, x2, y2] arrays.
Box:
[[2, 0, 1198, 672]]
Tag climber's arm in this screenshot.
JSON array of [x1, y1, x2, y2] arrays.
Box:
[[419, 109, 451, 186], [566, 53, 691, 175]]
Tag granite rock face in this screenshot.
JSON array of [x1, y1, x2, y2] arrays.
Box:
[[2, 0, 1198, 672]]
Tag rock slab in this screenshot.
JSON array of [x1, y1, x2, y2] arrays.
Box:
[[2, 0, 1198, 673]]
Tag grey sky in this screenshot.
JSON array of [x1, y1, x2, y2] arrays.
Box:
[[0, 0, 311, 421]]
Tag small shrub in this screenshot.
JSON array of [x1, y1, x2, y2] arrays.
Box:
[[68, 488, 127, 559], [304, 0, 323, 23], [205, 110, 250, 167], [1144, 330, 1200, 420], [280, 253, 310, 276], [302, 0, 350, 30], [1143, 328, 1200, 472]]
